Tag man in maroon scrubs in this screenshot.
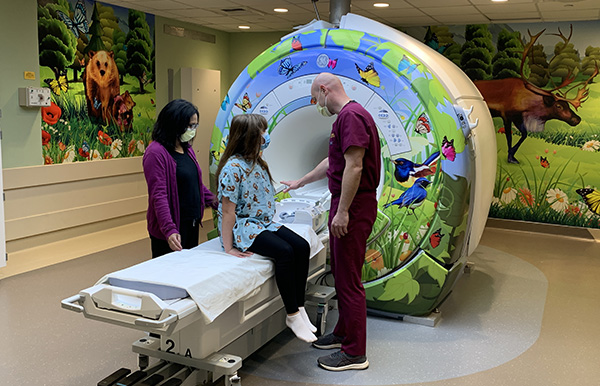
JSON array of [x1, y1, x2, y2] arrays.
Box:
[[282, 72, 381, 371]]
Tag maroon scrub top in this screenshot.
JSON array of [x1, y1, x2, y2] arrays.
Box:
[[327, 101, 381, 198]]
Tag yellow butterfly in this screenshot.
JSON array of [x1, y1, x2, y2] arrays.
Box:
[[355, 62, 380, 87], [234, 93, 251, 112], [211, 139, 227, 163], [45, 75, 68, 95], [576, 188, 600, 215]]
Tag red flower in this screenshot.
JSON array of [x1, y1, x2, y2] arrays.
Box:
[[41, 102, 61, 126], [97, 130, 112, 146], [41, 129, 51, 146], [58, 142, 66, 151], [128, 139, 136, 154], [103, 151, 112, 159], [78, 148, 89, 159], [497, 127, 505, 134], [44, 155, 53, 165]]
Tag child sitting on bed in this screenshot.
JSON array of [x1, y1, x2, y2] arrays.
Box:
[[216, 114, 317, 343]]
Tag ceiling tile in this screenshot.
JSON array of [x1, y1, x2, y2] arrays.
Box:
[[537, 0, 600, 12], [476, 3, 538, 14], [176, 0, 238, 7], [140, 1, 193, 10], [368, 7, 426, 18], [351, 0, 416, 10], [487, 12, 542, 21], [542, 10, 600, 21], [384, 15, 439, 26], [167, 8, 223, 17], [420, 6, 482, 16], [433, 14, 491, 24], [407, 0, 471, 7], [469, 0, 535, 4]]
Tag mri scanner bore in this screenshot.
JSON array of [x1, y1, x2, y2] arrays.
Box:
[[210, 14, 496, 317]]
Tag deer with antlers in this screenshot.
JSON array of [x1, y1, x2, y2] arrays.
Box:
[[475, 26, 598, 164]]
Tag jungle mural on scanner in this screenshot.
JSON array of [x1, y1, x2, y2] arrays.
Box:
[[210, 29, 474, 316], [415, 21, 600, 228], [37, 0, 155, 164]]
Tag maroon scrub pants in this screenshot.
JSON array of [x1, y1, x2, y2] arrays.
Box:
[[329, 192, 377, 357]]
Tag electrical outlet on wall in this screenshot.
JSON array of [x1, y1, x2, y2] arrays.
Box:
[[18, 87, 51, 107]]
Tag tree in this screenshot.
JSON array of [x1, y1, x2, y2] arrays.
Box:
[[427, 26, 461, 66], [97, 3, 120, 50], [528, 44, 550, 87], [492, 29, 523, 79], [581, 46, 600, 76], [111, 29, 127, 84], [125, 10, 153, 93], [84, 2, 106, 55], [548, 40, 581, 83], [460, 24, 494, 81], [38, 1, 77, 80]]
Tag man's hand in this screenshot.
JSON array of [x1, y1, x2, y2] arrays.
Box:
[[330, 210, 349, 238], [280, 180, 303, 193], [168, 233, 183, 251]]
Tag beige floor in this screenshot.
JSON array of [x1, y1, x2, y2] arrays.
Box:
[[1, 225, 599, 386]]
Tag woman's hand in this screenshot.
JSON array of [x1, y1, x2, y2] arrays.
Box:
[[226, 247, 253, 258], [168, 233, 183, 251]]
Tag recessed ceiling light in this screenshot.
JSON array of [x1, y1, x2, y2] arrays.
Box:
[[373, 3, 390, 7], [238, 25, 250, 29], [274, 8, 288, 13]]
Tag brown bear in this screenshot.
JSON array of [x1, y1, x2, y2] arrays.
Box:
[[83, 50, 120, 123], [112, 91, 136, 132]]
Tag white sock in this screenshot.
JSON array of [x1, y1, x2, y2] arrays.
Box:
[[286, 313, 317, 343], [299, 306, 317, 333]]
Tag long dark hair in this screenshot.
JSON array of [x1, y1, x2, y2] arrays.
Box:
[[152, 99, 199, 151], [216, 114, 273, 183]]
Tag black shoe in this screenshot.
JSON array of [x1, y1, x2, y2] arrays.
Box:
[[312, 333, 343, 349], [317, 350, 369, 371]]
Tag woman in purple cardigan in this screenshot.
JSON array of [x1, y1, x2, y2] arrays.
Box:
[[143, 99, 217, 258]]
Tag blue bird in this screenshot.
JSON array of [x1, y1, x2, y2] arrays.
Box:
[[392, 151, 440, 183], [384, 177, 431, 215]]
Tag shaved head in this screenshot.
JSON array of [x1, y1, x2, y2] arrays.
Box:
[[311, 72, 350, 115]]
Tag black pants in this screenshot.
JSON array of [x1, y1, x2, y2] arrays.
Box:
[[150, 219, 200, 258], [248, 226, 310, 314]]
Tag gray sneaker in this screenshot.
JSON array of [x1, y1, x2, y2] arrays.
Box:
[[312, 333, 343, 349], [317, 350, 369, 371]]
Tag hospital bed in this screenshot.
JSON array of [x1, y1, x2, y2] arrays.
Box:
[[62, 223, 328, 386]]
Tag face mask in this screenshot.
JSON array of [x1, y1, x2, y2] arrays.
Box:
[[261, 132, 271, 150], [316, 92, 333, 117], [180, 129, 196, 143]]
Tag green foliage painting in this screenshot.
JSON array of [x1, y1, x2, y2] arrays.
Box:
[[37, 0, 155, 164]]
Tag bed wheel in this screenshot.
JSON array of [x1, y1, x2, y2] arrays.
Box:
[[226, 373, 241, 386], [138, 354, 149, 370]]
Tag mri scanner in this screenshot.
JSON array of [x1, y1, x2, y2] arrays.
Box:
[[62, 14, 495, 386]]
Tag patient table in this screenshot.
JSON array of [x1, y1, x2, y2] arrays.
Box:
[[62, 224, 329, 386]]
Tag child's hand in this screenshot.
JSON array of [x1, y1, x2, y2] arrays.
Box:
[[226, 247, 253, 258]]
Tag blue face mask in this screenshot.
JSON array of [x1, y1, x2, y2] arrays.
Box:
[[261, 132, 270, 150]]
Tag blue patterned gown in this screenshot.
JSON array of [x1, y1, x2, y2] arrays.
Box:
[[217, 156, 281, 251]]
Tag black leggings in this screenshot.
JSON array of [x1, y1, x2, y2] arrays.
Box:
[[248, 226, 311, 314], [150, 219, 200, 258]]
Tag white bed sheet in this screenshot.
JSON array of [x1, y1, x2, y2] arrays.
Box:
[[98, 224, 323, 323]]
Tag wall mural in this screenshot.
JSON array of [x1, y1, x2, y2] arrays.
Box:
[[407, 21, 600, 228], [37, 0, 155, 164]]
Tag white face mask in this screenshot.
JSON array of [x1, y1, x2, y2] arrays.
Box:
[[180, 128, 196, 143], [316, 91, 333, 117]]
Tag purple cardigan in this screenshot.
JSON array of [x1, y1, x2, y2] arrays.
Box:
[[142, 141, 217, 240]]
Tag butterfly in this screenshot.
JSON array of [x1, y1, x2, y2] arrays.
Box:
[[221, 94, 230, 111], [327, 58, 338, 69], [576, 188, 600, 215], [45, 75, 68, 95], [429, 228, 444, 248], [424, 28, 451, 54], [540, 156, 550, 168], [211, 139, 227, 163], [278, 58, 308, 78], [291, 36, 302, 51], [234, 93, 251, 112], [56, 0, 89, 38], [398, 55, 420, 75], [355, 62, 380, 87], [415, 113, 431, 134], [441, 136, 456, 161]]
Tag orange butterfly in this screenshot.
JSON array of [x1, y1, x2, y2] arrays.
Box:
[[234, 93, 251, 112]]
